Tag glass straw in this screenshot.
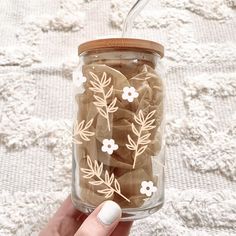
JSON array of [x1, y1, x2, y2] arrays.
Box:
[[122, 0, 151, 37]]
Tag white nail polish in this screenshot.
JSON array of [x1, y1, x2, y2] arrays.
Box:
[[97, 201, 121, 225]]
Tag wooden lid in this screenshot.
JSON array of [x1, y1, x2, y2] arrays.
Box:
[[78, 38, 164, 58]]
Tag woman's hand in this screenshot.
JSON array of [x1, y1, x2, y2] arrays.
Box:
[[39, 196, 132, 236]]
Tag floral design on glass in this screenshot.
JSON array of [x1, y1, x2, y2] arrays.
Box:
[[73, 69, 87, 94], [126, 110, 156, 169], [122, 86, 139, 102], [101, 138, 118, 155], [71, 118, 95, 145], [140, 181, 157, 197], [81, 155, 130, 202], [89, 71, 118, 131]]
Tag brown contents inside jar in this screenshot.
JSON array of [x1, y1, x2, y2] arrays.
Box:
[[74, 39, 164, 208]]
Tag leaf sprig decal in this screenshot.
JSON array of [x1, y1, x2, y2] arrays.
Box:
[[126, 110, 156, 169], [89, 72, 118, 131], [81, 155, 130, 202], [72, 118, 95, 144]]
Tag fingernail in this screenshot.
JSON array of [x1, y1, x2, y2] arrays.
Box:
[[97, 201, 121, 225]]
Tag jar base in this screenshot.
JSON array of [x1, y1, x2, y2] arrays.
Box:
[[71, 189, 164, 221]]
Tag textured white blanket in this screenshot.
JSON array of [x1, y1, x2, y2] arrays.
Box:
[[0, 0, 236, 235]]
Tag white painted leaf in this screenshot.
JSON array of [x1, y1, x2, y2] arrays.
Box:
[[101, 72, 107, 84], [128, 135, 136, 147], [108, 107, 118, 113], [80, 133, 90, 141], [105, 191, 114, 198], [83, 173, 94, 178], [82, 131, 95, 137], [114, 179, 121, 192], [81, 168, 92, 174], [109, 173, 114, 185], [94, 95, 105, 103], [103, 77, 111, 87], [137, 145, 148, 156], [146, 110, 156, 120], [89, 71, 100, 83], [97, 189, 112, 194], [143, 125, 156, 131], [105, 85, 113, 98], [86, 155, 93, 169], [93, 101, 104, 107], [138, 110, 145, 123], [139, 139, 151, 145], [105, 171, 109, 183], [108, 97, 117, 109], [89, 87, 101, 93], [145, 119, 156, 127], [94, 160, 99, 174], [139, 133, 151, 142], [89, 180, 103, 185], [132, 123, 139, 136], [90, 80, 101, 89], [98, 163, 103, 176], [97, 108, 107, 118], [126, 144, 136, 150], [134, 114, 142, 125], [84, 118, 94, 129], [76, 120, 85, 131]]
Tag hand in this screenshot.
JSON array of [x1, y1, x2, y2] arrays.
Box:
[[39, 196, 132, 236]]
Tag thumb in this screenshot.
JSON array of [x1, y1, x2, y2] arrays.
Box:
[[75, 201, 122, 236]]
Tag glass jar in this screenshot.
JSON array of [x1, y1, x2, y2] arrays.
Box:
[[71, 38, 165, 220]]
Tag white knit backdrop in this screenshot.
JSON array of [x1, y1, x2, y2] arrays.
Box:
[[0, 0, 236, 235]]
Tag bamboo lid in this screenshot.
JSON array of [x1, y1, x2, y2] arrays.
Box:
[[78, 38, 164, 58]]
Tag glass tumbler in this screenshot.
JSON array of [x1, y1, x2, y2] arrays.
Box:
[[72, 38, 165, 220]]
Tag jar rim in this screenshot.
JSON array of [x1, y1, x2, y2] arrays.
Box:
[[78, 38, 164, 58]]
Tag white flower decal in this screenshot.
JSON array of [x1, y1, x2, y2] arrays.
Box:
[[140, 181, 157, 197], [73, 70, 87, 93], [101, 139, 118, 155], [122, 86, 139, 102]]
